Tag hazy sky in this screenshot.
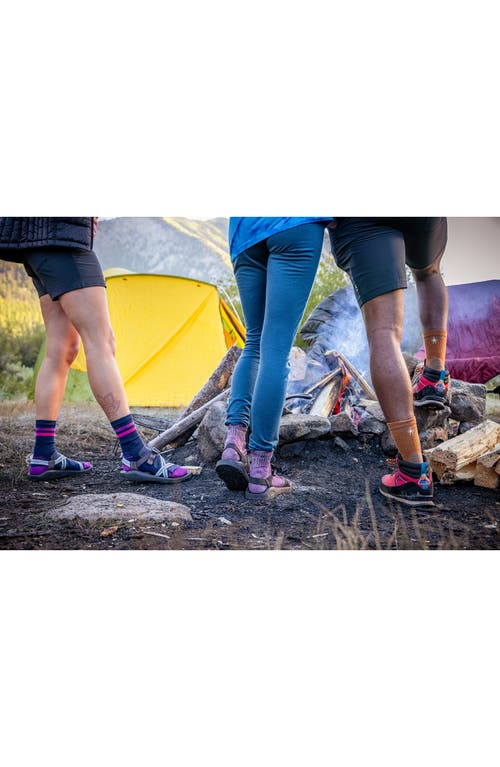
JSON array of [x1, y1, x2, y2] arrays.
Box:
[[100, 217, 499, 286], [439, 217, 499, 285]]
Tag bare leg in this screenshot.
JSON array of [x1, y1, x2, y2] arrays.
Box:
[[35, 295, 81, 420], [58, 286, 130, 421], [362, 290, 422, 463], [412, 255, 448, 370]]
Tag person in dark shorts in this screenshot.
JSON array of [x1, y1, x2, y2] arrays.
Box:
[[0, 217, 190, 484], [329, 217, 449, 506]]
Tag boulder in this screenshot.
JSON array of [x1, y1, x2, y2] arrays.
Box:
[[197, 400, 228, 462], [47, 493, 192, 522], [402, 351, 419, 377], [415, 406, 451, 432], [420, 426, 449, 450], [279, 441, 308, 458], [358, 414, 386, 435], [279, 414, 331, 443], [450, 379, 486, 423], [458, 419, 484, 435], [329, 412, 358, 437], [380, 430, 397, 456], [359, 400, 386, 422]]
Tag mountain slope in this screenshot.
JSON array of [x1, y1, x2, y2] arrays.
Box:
[[94, 217, 231, 284]]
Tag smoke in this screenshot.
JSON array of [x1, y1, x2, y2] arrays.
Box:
[[300, 283, 422, 383]]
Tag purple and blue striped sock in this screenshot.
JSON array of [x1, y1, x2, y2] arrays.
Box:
[[111, 414, 187, 478], [111, 414, 147, 460], [30, 420, 92, 476], [34, 420, 57, 459]]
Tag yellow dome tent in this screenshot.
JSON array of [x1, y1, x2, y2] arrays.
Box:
[[70, 270, 245, 407]]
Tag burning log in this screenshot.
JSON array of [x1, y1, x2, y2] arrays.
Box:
[[425, 419, 500, 484], [168, 346, 241, 448], [309, 379, 343, 417], [325, 350, 377, 401]]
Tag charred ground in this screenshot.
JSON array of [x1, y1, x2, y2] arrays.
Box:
[[0, 402, 499, 550]]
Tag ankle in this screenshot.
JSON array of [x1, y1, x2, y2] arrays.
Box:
[[225, 423, 247, 450], [249, 450, 272, 477], [427, 357, 444, 372]]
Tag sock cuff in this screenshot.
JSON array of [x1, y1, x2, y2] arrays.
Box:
[[423, 329, 447, 339], [111, 414, 134, 430], [36, 420, 57, 428], [250, 450, 273, 468], [387, 417, 417, 431]]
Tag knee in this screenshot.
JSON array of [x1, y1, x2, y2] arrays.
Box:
[[64, 338, 81, 366], [84, 324, 116, 358], [45, 336, 80, 370], [367, 322, 403, 349], [412, 259, 441, 282]]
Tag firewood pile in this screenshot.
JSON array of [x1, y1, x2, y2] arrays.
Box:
[[145, 344, 499, 489]]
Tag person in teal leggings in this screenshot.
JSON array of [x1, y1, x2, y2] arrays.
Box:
[[216, 217, 332, 500]]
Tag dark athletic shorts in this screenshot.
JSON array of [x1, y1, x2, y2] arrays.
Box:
[[328, 217, 447, 307], [23, 248, 106, 300]]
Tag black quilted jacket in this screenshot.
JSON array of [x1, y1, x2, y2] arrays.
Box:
[[0, 217, 93, 261]]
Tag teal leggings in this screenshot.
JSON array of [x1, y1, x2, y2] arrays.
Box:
[[226, 222, 326, 451]]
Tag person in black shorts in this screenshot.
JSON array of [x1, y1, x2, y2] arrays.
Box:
[[328, 217, 449, 506], [0, 217, 191, 484]]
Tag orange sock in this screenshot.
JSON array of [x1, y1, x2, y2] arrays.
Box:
[[387, 416, 422, 463], [423, 329, 447, 370]]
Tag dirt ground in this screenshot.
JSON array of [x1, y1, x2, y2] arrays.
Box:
[[1, 402, 499, 550]]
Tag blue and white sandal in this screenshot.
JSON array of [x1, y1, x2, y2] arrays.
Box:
[[29, 453, 93, 480], [121, 451, 192, 484]]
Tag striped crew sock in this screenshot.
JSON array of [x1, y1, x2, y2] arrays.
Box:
[[111, 414, 147, 460], [34, 420, 57, 459], [111, 414, 187, 479], [30, 419, 92, 476]]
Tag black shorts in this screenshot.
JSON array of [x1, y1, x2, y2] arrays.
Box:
[[23, 248, 106, 300], [328, 217, 447, 307]]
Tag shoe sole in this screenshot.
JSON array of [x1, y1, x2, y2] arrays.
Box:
[[414, 398, 447, 410], [29, 468, 92, 480], [244, 485, 292, 502], [120, 470, 193, 484], [215, 460, 249, 491], [379, 488, 434, 507]]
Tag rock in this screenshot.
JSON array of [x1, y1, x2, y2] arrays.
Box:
[[448, 419, 460, 439], [279, 441, 308, 458], [288, 346, 307, 381], [415, 406, 451, 432], [419, 426, 449, 450], [47, 493, 192, 522], [458, 419, 484, 435], [197, 401, 228, 462], [358, 414, 386, 435], [402, 351, 419, 377], [361, 401, 386, 422], [333, 436, 350, 451], [380, 430, 397, 456], [217, 516, 232, 526], [450, 379, 486, 423], [279, 414, 331, 443], [329, 412, 358, 436]]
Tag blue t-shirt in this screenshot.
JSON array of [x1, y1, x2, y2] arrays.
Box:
[[228, 217, 333, 262]]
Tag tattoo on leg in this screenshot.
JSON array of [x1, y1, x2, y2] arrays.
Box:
[[97, 392, 123, 419]]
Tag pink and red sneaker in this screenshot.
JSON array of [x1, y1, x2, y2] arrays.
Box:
[[380, 456, 434, 506], [412, 362, 450, 409]]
